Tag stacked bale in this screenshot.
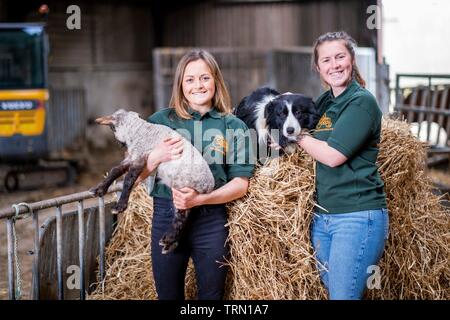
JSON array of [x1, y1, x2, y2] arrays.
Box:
[[88, 118, 450, 300], [369, 119, 450, 299]]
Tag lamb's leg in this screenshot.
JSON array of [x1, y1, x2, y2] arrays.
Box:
[[89, 161, 131, 197], [111, 159, 146, 214], [159, 208, 190, 254]]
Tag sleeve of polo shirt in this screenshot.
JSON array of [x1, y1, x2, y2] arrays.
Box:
[[147, 109, 165, 124], [225, 117, 255, 180], [327, 100, 375, 159]]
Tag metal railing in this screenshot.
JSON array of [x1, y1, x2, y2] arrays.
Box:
[[0, 182, 122, 300], [394, 74, 450, 152]]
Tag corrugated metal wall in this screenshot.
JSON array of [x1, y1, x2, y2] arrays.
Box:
[[153, 47, 377, 110], [43, 3, 154, 67], [45, 14, 96, 67], [46, 88, 86, 154], [41, 2, 154, 120], [162, 1, 374, 49], [10, 0, 377, 118]]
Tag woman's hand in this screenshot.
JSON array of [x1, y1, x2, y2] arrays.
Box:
[[172, 177, 249, 210], [148, 136, 184, 167], [134, 136, 183, 185], [172, 187, 202, 210]]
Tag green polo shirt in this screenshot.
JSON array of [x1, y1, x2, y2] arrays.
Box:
[[147, 107, 255, 200], [313, 80, 387, 214]]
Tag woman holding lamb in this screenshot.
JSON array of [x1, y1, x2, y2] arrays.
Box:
[[137, 50, 255, 300]]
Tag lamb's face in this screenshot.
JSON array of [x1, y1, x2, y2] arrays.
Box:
[[95, 109, 140, 144]]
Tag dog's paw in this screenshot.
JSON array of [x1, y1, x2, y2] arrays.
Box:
[[111, 202, 127, 214], [284, 143, 298, 154]]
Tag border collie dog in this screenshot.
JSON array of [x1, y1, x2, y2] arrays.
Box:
[[234, 87, 320, 155]]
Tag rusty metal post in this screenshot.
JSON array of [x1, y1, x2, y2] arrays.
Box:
[[77, 200, 85, 300], [32, 209, 40, 299], [55, 205, 64, 300], [6, 218, 15, 300], [98, 197, 106, 281]]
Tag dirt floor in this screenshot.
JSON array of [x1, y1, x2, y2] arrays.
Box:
[[0, 146, 123, 300]]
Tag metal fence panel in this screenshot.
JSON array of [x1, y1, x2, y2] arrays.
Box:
[[394, 74, 450, 162], [34, 204, 115, 300], [0, 183, 122, 300]]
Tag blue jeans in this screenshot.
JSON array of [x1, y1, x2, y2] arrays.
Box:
[[311, 208, 389, 300], [151, 197, 229, 300]]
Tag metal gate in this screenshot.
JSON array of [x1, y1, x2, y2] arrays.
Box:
[[0, 183, 122, 300], [394, 74, 450, 165]]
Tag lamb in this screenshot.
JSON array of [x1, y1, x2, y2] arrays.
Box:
[[90, 109, 215, 254]]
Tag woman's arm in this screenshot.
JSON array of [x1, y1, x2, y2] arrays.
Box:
[[171, 177, 249, 210], [298, 135, 347, 168]]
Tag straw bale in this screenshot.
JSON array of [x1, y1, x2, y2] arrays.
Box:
[[88, 117, 450, 300]]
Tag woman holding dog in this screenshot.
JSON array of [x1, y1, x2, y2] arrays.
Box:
[[138, 50, 254, 300], [297, 31, 389, 300]]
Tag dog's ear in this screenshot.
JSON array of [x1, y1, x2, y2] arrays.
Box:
[[306, 101, 320, 129], [310, 112, 321, 129], [307, 99, 316, 111], [308, 113, 320, 129], [264, 101, 274, 119]]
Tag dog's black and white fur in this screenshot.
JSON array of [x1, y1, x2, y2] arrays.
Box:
[[234, 87, 320, 154]]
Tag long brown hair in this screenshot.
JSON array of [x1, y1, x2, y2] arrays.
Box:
[[312, 31, 366, 88], [169, 49, 232, 119]]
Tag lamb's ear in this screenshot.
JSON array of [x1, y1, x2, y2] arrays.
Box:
[[115, 108, 127, 115], [129, 111, 141, 118]]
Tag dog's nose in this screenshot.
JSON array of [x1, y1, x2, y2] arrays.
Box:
[[286, 127, 295, 134]]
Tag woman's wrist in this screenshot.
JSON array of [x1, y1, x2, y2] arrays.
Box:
[[297, 132, 311, 147], [147, 153, 161, 170], [196, 193, 209, 206]]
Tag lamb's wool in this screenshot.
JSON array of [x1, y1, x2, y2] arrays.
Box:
[[109, 109, 215, 193]]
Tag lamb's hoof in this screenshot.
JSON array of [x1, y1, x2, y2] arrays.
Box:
[[111, 202, 127, 214], [161, 241, 179, 254], [159, 235, 178, 254], [89, 186, 105, 197]]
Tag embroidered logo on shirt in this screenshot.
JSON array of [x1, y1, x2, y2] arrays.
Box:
[[315, 113, 333, 132], [210, 135, 228, 155]]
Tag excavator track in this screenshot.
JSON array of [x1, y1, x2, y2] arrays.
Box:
[[1, 160, 77, 192]]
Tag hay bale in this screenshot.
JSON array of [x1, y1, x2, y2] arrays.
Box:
[[88, 117, 450, 300], [369, 119, 450, 299]]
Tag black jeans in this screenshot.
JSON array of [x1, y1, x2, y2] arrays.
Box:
[[151, 197, 229, 300]]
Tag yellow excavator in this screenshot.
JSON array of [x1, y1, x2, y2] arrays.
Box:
[[0, 23, 84, 191]]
